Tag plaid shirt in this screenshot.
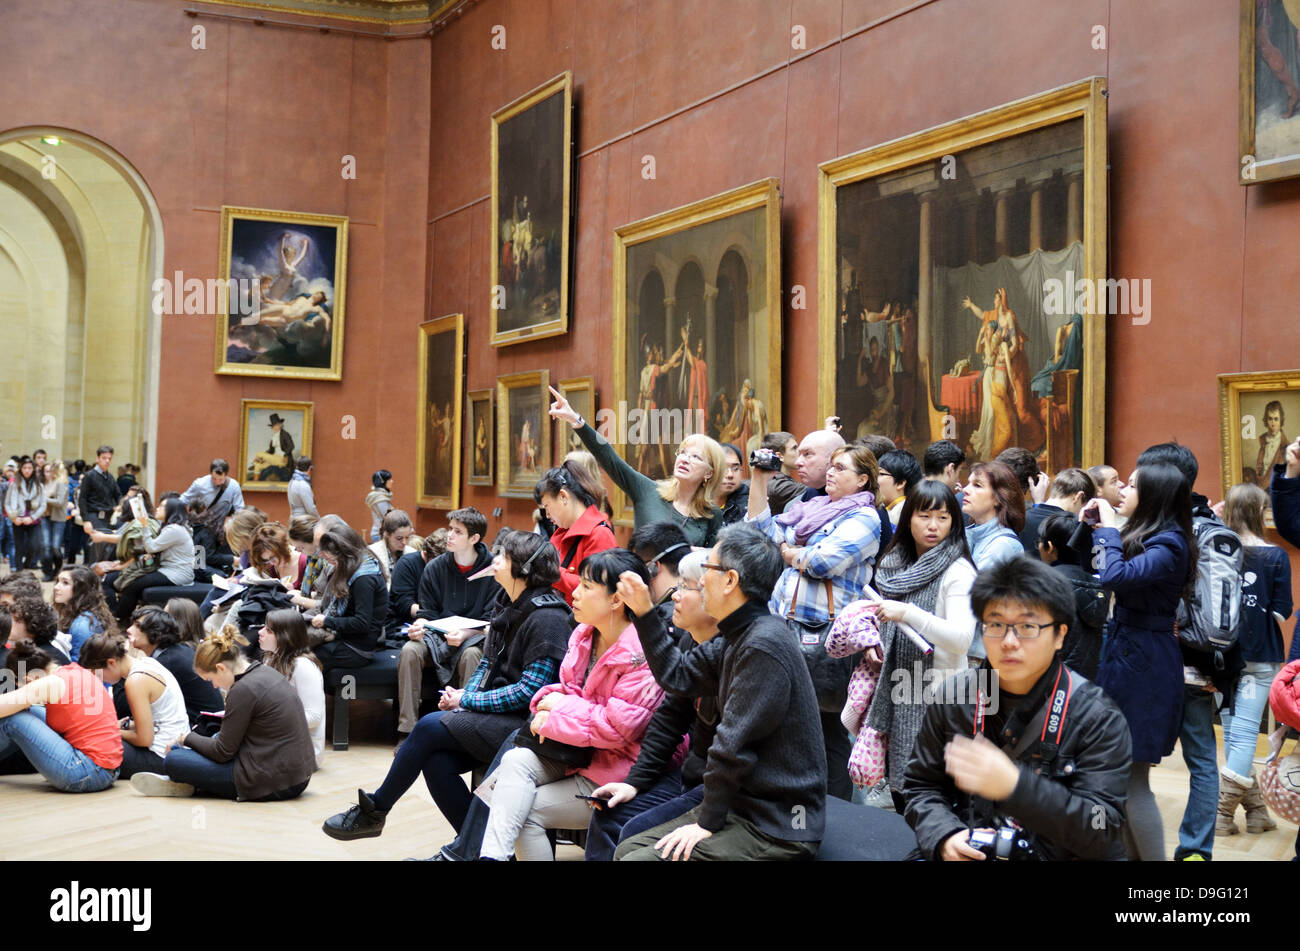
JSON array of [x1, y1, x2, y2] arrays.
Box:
[[459, 655, 560, 714], [751, 505, 882, 625]]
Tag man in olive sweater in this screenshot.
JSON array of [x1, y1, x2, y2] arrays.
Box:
[[614, 523, 826, 861]]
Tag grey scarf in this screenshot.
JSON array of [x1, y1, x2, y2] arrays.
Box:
[[864, 537, 967, 792]]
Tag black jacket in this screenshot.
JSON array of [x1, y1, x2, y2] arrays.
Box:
[[903, 661, 1131, 861], [1020, 502, 1069, 556], [1051, 562, 1109, 680], [322, 571, 388, 652], [78, 466, 122, 521], [386, 550, 428, 633], [416, 543, 496, 623]]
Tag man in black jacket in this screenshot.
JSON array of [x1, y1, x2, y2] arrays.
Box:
[[614, 523, 825, 861], [396, 508, 494, 739], [78, 445, 121, 564], [904, 556, 1131, 861]]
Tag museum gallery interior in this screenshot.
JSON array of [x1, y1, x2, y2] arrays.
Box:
[[2, 0, 1300, 868]]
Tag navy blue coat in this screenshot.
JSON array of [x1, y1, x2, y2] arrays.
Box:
[[1093, 524, 1189, 763]]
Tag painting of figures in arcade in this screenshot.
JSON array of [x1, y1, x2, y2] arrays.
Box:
[[824, 82, 1106, 471], [614, 179, 781, 485]]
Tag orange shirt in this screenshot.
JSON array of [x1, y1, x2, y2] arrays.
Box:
[[43, 664, 123, 771]]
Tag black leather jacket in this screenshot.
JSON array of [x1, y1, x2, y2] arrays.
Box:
[[903, 660, 1132, 861]]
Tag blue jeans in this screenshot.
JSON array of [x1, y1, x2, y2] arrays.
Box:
[[0, 516, 13, 564], [1175, 684, 1218, 860], [41, 519, 65, 567], [164, 747, 238, 799], [373, 711, 478, 830], [439, 729, 519, 861], [0, 708, 118, 792], [584, 769, 685, 861], [617, 783, 705, 845], [1220, 661, 1280, 778]]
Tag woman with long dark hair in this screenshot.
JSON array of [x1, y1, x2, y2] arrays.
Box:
[[122, 605, 224, 726], [1083, 461, 1195, 861], [259, 608, 325, 769], [535, 462, 617, 604], [366, 509, 417, 586], [365, 469, 394, 543], [4, 456, 47, 572], [52, 566, 116, 663], [108, 496, 195, 623], [310, 523, 388, 676], [961, 460, 1025, 663], [859, 480, 977, 808]]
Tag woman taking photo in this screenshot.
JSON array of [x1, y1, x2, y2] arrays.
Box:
[[78, 632, 189, 779], [365, 469, 394, 543], [321, 530, 572, 841], [4, 456, 47, 572], [52, 565, 116, 663], [478, 548, 665, 861], [535, 462, 617, 604], [1217, 482, 1292, 834], [0, 641, 121, 793], [1082, 461, 1195, 861], [861, 479, 977, 809], [129, 627, 316, 800], [367, 509, 418, 586], [310, 524, 388, 676], [549, 386, 725, 546], [119, 605, 224, 727], [42, 461, 69, 580], [259, 608, 325, 769]]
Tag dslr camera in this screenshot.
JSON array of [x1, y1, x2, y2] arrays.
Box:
[[749, 447, 783, 472], [968, 823, 1036, 861]]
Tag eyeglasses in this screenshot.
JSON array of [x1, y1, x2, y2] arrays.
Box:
[[676, 449, 707, 464], [978, 621, 1057, 640], [700, 562, 732, 575], [677, 580, 704, 593], [827, 463, 859, 475]]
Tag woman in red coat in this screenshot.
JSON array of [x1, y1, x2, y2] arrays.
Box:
[[535, 461, 617, 604]]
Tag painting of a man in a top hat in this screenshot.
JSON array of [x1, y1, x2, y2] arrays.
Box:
[[239, 401, 312, 492]]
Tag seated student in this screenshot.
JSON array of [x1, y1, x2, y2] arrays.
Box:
[[586, 550, 720, 860], [309, 524, 389, 677], [165, 597, 207, 647], [535, 462, 617, 604], [115, 606, 224, 726], [903, 556, 1132, 861], [1036, 514, 1108, 680], [0, 641, 121, 792], [129, 627, 315, 800], [476, 549, 667, 861], [384, 531, 446, 637], [8, 594, 71, 665], [52, 566, 116, 663], [107, 496, 196, 623], [367, 509, 418, 586], [397, 507, 496, 740], [613, 524, 826, 861], [78, 632, 188, 779], [259, 609, 325, 769], [322, 531, 572, 842]]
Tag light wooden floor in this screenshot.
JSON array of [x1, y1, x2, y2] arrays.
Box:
[[0, 695, 1294, 861]]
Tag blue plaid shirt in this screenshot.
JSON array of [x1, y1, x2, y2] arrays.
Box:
[[750, 504, 882, 625], [459, 656, 560, 714]]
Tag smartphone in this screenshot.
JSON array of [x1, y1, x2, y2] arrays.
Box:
[[573, 794, 605, 804]]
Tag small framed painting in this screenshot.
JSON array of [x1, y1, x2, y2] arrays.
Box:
[[467, 388, 495, 487], [555, 377, 594, 460], [1219, 369, 1300, 524], [497, 370, 550, 499], [238, 400, 313, 493], [416, 314, 464, 509]]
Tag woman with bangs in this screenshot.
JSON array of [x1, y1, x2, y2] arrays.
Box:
[[960, 460, 1025, 662], [535, 461, 618, 604], [51, 565, 116, 663], [549, 386, 725, 547]]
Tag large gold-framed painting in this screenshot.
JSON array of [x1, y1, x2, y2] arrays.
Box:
[[1219, 369, 1300, 524], [238, 399, 313, 493], [490, 71, 573, 347], [497, 371, 550, 499], [1240, 0, 1300, 183], [216, 206, 348, 380], [818, 78, 1107, 472], [612, 178, 782, 524], [417, 314, 464, 509], [467, 389, 494, 487]]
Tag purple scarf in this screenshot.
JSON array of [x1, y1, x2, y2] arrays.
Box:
[[776, 490, 877, 545]]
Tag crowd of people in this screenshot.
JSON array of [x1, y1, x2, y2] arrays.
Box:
[[2, 409, 1299, 864]]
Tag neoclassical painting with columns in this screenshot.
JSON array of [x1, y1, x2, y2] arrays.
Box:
[[819, 79, 1108, 472], [612, 178, 781, 516]]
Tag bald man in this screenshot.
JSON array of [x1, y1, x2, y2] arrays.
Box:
[[795, 429, 847, 503]]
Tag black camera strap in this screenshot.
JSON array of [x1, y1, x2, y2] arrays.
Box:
[[973, 665, 1074, 766]]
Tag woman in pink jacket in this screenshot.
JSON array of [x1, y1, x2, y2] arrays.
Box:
[[479, 549, 667, 861]]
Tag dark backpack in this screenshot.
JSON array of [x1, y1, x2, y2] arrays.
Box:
[[1175, 515, 1243, 658]]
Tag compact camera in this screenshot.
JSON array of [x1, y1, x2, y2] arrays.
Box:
[[749, 448, 783, 472], [968, 824, 1036, 861]]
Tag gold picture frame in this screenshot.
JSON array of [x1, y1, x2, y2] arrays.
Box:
[[216, 206, 348, 380], [1239, 0, 1300, 184], [497, 370, 551, 499], [490, 71, 574, 347], [416, 314, 464, 509], [1218, 369, 1300, 524], [238, 399, 313, 493], [467, 388, 494, 487], [556, 377, 594, 461], [612, 177, 782, 526], [818, 77, 1107, 471]]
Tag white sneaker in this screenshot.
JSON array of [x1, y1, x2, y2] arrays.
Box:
[[130, 772, 196, 797]]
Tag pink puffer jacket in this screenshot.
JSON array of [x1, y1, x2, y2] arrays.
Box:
[[531, 622, 668, 787]]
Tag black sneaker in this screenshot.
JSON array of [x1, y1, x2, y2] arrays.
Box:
[[322, 789, 388, 840]]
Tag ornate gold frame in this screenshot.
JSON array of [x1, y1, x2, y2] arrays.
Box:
[[1218, 369, 1300, 517], [466, 388, 494, 487], [237, 398, 314, 493], [1239, 0, 1300, 184], [556, 376, 594, 461], [490, 71, 573, 347], [611, 177, 782, 525], [817, 77, 1108, 468], [496, 370, 551, 499], [416, 313, 464, 509], [216, 205, 348, 381]]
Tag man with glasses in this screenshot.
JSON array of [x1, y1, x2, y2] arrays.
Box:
[[903, 556, 1131, 860], [614, 523, 826, 861]]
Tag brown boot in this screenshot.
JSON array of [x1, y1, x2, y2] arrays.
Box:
[[1216, 773, 1248, 836], [1241, 771, 1278, 833]]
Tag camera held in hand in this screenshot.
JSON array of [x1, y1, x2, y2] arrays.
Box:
[[749, 447, 783, 472], [968, 823, 1036, 861]]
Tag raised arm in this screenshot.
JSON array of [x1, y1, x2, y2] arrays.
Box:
[[551, 385, 652, 500]]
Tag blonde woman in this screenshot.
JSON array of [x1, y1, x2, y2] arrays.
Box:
[[549, 386, 724, 547], [42, 461, 69, 579]]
